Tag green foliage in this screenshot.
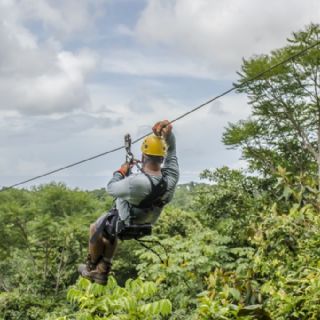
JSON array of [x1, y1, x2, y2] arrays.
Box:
[[112, 240, 141, 286], [135, 206, 255, 319], [193, 171, 320, 320], [0, 292, 54, 320], [2, 169, 320, 319], [195, 167, 270, 245], [59, 276, 172, 320], [0, 184, 100, 295], [0, 183, 113, 319], [170, 183, 204, 210], [247, 172, 320, 319], [223, 23, 320, 177], [3, 24, 320, 318], [196, 269, 270, 319], [153, 206, 202, 237]]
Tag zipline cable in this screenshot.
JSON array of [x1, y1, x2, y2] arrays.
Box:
[[2, 40, 319, 191]]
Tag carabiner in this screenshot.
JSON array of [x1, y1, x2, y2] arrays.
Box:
[[124, 133, 134, 164]]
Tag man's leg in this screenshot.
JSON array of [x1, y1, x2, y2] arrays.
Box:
[[88, 223, 106, 263], [79, 213, 118, 285], [95, 237, 118, 274]]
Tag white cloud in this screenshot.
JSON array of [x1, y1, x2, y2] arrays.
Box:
[[0, 50, 97, 114], [135, 0, 320, 76], [18, 0, 109, 38], [115, 24, 135, 37], [0, 89, 250, 188], [0, 0, 100, 115], [101, 49, 216, 79], [0, 111, 122, 145], [3, 0, 315, 189], [16, 159, 49, 176]]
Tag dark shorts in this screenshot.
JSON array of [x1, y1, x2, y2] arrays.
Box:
[[92, 209, 120, 243], [93, 209, 153, 242], [95, 211, 117, 231]]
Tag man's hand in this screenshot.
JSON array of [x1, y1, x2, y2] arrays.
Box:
[[152, 120, 172, 139], [117, 162, 134, 177]]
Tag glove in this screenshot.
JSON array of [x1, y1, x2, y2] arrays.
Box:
[[152, 120, 172, 139], [117, 162, 133, 177]]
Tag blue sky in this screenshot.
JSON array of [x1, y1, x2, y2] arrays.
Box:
[[1, 0, 319, 189]]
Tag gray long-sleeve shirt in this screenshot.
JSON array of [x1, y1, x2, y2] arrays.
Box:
[[107, 133, 179, 225]]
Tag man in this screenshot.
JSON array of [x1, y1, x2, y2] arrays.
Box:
[[79, 120, 179, 284]]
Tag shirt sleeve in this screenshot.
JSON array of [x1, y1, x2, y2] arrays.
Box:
[[107, 172, 151, 204], [106, 172, 131, 199], [161, 132, 179, 202]]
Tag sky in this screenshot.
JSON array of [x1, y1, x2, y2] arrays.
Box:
[[1, 0, 319, 190]]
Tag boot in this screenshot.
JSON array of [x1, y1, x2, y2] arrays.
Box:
[[78, 255, 112, 285]]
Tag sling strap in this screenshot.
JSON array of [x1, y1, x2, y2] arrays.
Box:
[[132, 170, 168, 210]]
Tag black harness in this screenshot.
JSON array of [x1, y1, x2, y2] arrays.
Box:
[[131, 170, 168, 210], [117, 171, 168, 240], [90, 171, 168, 244]]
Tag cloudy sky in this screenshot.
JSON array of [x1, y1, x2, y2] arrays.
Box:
[[1, 0, 319, 190]]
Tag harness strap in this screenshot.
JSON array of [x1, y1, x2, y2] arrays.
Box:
[[143, 171, 156, 194], [134, 170, 168, 209], [135, 239, 165, 264]]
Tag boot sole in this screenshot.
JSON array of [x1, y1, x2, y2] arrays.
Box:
[[79, 273, 107, 285], [78, 264, 108, 285]]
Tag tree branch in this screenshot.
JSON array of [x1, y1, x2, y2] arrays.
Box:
[[265, 79, 318, 161], [55, 246, 65, 294], [15, 218, 37, 265]]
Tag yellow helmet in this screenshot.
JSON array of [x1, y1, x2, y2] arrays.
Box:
[[141, 134, 167, 157]]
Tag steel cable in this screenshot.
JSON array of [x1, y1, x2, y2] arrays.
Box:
[[2, 40, 319, 191]]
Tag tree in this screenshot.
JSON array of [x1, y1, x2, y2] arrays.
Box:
[[195, 167, 269, 245], [223, 23, 320, 183], [58, 277, 172, 320], [0, 184, 111, 319]]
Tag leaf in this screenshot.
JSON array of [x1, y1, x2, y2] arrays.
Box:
[[159, 299, 172, 316], [238, 304, 272, 319], [282, 186, 293, 201], [78, 277, 91, 290], [229, 288, 241, 301]]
